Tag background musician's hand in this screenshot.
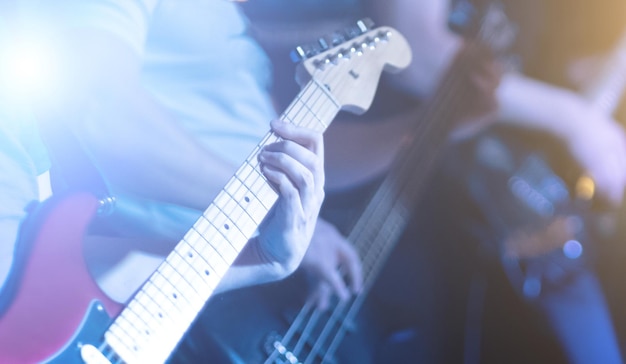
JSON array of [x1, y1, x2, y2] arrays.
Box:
[[300, 218, 362, 310], [562, 102, 626, 206]]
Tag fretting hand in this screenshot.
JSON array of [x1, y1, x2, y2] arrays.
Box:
[[255, 119, 326, 278]]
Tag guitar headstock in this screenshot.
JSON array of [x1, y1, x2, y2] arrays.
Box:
[[293, 19, 412, 115], [449, 1, 517, 56]]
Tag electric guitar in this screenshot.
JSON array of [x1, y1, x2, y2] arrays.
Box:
[[0, 20, 411, 364], [459, 25, 626, 298], [199, 3, 516, 364], [266, 6, 516, 364]]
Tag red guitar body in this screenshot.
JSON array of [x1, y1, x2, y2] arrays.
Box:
[[0, 192, 122, 363]]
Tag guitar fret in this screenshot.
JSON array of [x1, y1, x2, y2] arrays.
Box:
[[158, 260, 203, 305], [168, 249, 214, 297], [194, 214, 238, 264], [126, 299, 162, 340], [281, 83, 338, 133], [100, 24, 378, 362], [105, 326, 136, 361], [311, 80, 341, 123], [222, 181, 261, 237], [304, 86, 332, 129], [133, 290, 177, 334], [235, 160, 277, 213], [108, 314, 180, 363], [248, 178, 278, 211], [219, 194, 257, 237], [109, 309, 175, 363], [213, 194, 251, 242], [121, 305, 152, 341], [109, 260, 213, 361], [185, 230, 230, 275], [174, 241, 220, 290], [284, 99, 313, 129], [149, 272, 192, 315], [180, 237, 223, 285], [114, 313, 145, 352]]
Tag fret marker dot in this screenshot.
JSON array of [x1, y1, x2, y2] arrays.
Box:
[[204, 270, 210, 276], [188, 252, 193, 258], [173, 293, 178, 299], [224, 223, 230, 230], [244, 196, 250, 203], [158, 313, 163, 318]]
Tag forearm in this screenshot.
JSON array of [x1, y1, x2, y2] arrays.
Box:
[[214, 236, 293, 294], [496, 72, 591, 139]]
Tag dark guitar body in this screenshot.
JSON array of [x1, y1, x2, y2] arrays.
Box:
[[197, 181, 381, 364], [448, 124, 599, 299]]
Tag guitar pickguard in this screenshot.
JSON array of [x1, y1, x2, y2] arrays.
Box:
[[0, 192, 121, 363]]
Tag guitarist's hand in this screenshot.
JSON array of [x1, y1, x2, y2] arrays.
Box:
[[563, 105, 626, 206], [300, 218, 363, 310], [254, 120, 326, 279]]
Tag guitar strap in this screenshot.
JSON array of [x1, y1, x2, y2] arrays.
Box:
[[37, 118, 115, 217]]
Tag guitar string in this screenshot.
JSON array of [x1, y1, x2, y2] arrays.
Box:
[[270, 30, 421, 363], [273, 31, 500, 364], [101, 76, 338, 362], [316, 30, 510, 363], [262, 32, 380, 362], [316, 43, 480, 364], [317, 21, 626, 364], [257, 81, 341, 364], [269, 31, 397, 363]]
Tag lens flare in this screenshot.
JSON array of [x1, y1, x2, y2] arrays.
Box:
[[0, 32, 61, 104]]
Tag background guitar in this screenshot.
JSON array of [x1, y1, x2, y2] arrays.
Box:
[[456, 25, 626, 300], [0, 22, 411, 364], [197, 3, 515, 363]]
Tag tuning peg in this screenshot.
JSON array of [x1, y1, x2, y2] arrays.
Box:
[[356, 18, 375, 33], [317, 37, 330, 51], [290, 43, 321, 63], [344, 18, 375, 40], [290, 18, 376, 63]]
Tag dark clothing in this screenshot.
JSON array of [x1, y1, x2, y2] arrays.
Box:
[[183, 1, 626, 363]]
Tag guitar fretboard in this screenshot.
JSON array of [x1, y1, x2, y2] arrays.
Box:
[[103, 79, 340, 363]]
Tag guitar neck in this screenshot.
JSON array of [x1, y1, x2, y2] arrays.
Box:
[[103, 80, 340, 363], [582, 28, 626, 114], [351, 54, 476, 289], [300, 8, 515, 360]]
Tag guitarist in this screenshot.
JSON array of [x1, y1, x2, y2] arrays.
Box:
[[11, 0, 331, 361], [192, 1, 503, 363]]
